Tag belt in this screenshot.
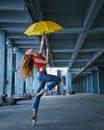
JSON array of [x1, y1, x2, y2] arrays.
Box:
[[39, 71, 47, 74]]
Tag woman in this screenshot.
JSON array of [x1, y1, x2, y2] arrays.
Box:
[[20, 33, 61, 126]]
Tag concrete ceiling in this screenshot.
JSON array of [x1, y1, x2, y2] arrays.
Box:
[[0, 0, 104, 79]]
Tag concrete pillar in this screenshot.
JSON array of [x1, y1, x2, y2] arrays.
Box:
[[15, 50, 24, 96], [86, 74, 93, 93], [73, 79, 80, 93], [57, 70, 61, 95], [98, 67, 104, 94], [0, 31, 6, 95], [66, 69, 72, 94], [83, 76, 87, 93], [6, 44, 13, 97], [61, 76, 65, 95], [79, 78, 83, 93], [12, 48, 17, 95], [91, 70, 99, 94], [26, 77, 33, 94]]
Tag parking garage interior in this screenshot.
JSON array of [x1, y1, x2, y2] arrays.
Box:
[[0, 0, 104, 129]]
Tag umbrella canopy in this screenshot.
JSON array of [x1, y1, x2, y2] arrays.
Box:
[[24, 21, 63, 36]]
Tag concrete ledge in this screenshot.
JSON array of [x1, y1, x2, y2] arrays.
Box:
[[0, 93, 32, 106]]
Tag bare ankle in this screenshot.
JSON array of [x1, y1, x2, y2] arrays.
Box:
[[36, 88, 47, 96], [32, 112, 37, 117]]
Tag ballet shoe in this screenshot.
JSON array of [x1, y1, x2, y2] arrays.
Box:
[[32, 115, 37, 126]]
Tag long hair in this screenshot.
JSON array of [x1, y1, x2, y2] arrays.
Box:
[[20, 54, 34, 80]]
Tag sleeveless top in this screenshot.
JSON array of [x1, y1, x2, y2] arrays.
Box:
[[33, 53, 46, 69]]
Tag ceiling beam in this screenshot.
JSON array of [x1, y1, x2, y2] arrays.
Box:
[[73, 51, 104, 81], [0, 11, 30, 23], [15, 39, 39, 44], [7, 33, 37, 39], [52, 48, 104, 53], [79, 48, 104, 52], [53, 49, 74, 52], [54, 59, 69, 62], [0, 0, 25, 11], [55, 27, 83, 34], [68, 0, 104, 68], [89, 27, 104, 33], [56, 27, 104, 34], [16, 45, 39, 49]]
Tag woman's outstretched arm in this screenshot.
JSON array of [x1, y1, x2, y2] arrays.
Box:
[[46, 47, 49, 64], [39, 33, 45, 54]]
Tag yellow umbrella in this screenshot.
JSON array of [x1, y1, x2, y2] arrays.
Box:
[[24, 21, 63, 36]]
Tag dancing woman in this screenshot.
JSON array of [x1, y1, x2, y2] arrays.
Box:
[[20, 33, 61, 126]]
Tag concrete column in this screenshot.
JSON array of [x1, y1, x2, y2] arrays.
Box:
[[15, 50, 24, 96], [6, 44, 13, 97], [57, 70, 61, 95], [0, 31, 6, 95], [91, 70, 99, 94], [86, 74, 93, 93], [12, 53, 15, 95], [66, 69, 72, 94], [83, 76, 87, 93], [98, 67, 104, 94], [61, 76, 64, 95], [79, 78, 83, 93], [26, 77, 33, 94], [73, 79, 80, 93]]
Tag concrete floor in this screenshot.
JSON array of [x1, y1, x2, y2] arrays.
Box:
[[0, 94, 104, 130]]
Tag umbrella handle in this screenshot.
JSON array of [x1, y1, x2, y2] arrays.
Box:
[[43, 31, 45, 35]]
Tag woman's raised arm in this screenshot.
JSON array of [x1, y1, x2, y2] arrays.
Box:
[[39, 33, 45, 54]]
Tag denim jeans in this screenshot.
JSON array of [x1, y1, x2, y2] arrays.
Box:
[[33, 73, 61, 112]]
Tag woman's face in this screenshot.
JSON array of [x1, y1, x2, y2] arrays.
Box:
[[25, 49, 36, 56]]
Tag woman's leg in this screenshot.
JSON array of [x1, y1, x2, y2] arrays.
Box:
[[32, 81, 45, 126], [37, 74, 61, 95], [45, 74, 61, 90], [32, 111, 37, 126], [32, 73, 61, 126], [33, 73, 61, 111], [33, 81, 46, 112]]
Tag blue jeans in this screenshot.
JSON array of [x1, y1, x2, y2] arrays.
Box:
[[33, 73, 61, 112]]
